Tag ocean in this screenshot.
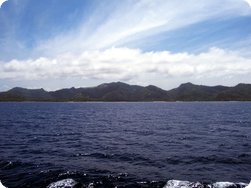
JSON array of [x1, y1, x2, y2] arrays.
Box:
[[0, 102, 250, 188]]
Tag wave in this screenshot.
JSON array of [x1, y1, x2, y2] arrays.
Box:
[[164, 180, 249, 188], [0, 180, 7, 188], [44, 179, 250, 188], [72, 152, 251, 166], [73, 152, 152, 163], [1, 160, 250, 187], [47, 179, 77, 188]]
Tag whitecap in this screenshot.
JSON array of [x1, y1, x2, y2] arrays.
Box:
[[47, 178, 77, 188], [213, 182, 237, 188], [163, 180, 203, 188], [245, 181, 251, 188], [164, 180, 249, 188], [0, 180, 7, 188], [87, 182, 94, 188], [213, 182, 248, 188]]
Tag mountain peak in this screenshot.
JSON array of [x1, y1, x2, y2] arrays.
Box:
[[179, 82, 195, 87], [97, 82, 129, 88], [8, 87, 27, 92], [235, 83, 250, 87]]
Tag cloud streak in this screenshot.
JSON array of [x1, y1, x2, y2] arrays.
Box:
[[34, 0, 251, 57]]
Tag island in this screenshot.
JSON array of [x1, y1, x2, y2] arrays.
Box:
[[0, 82, 251, 102]]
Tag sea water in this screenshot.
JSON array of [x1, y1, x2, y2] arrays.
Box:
[[0, 102, 250, 187]]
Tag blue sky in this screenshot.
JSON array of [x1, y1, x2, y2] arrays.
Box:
[[0, 0, 251, 90]]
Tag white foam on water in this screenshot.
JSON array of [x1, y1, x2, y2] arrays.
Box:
[[47, 178, 77, 188], [0, 180, 7, 188], [87, 182, 94, 188], [163, 180, 203, 188], [164, 180, 249, 188], [245, 181, 251, 188], [213, 182, 237, 188]]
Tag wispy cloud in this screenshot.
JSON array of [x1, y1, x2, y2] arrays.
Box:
[[35, 0, 251, 56]]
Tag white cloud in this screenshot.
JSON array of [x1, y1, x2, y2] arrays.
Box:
[[0, 0, 7, 8], [244, 0, 251, 7], [1, 47, 251, 89]]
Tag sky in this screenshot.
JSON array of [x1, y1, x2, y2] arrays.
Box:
[[0, 0, 251, 91]]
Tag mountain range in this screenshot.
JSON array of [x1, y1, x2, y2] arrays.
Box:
[[0, 82, 251, 102]]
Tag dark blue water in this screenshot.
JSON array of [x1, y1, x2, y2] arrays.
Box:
[[0, 102, 250, 188]]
